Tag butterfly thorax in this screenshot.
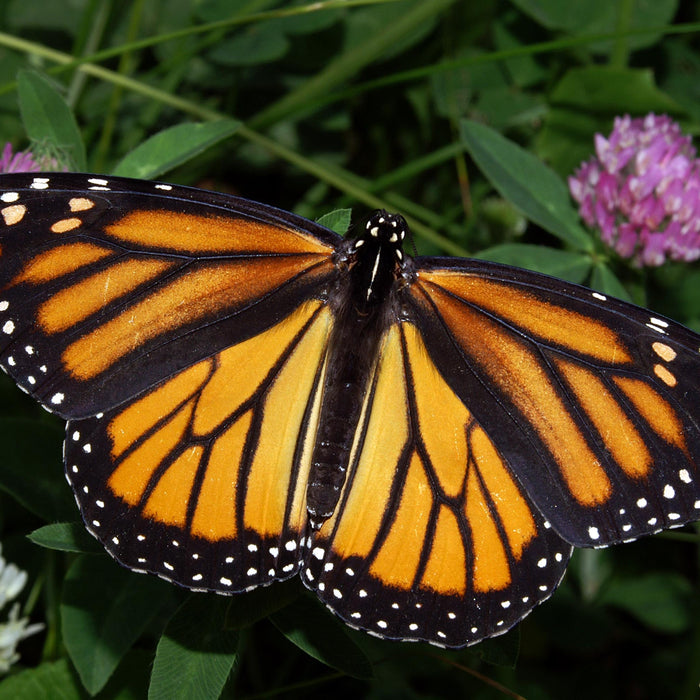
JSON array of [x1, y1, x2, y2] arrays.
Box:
[[347, 211, 407, 312], [306, 212, 408, 529]]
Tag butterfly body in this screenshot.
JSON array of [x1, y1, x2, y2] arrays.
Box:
[[308, 212, 408, 527], [0, 173, 699, 648]]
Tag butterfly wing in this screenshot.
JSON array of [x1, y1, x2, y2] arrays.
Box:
[[407, 258, 700, 547], [66, 298, 334, 590], [302, 253, 700, 647], [0, 173, 337, 418], [0, 172, 341, 589], [304, 319, 571, 646]]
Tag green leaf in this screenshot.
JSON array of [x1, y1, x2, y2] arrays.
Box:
[[112, 120, 241, 180], [432, 49, 506, 118], [510, 0, 677, 51], [461, 119, 592, 251], [475, 243, 592, 283], [149, 596, 239, 700], [0, 659, 83, 700], [663, 39, 700, 123], [0, 417, 74, 521], [61, 555, 176, 695], [550, 67, 683, 116], [270, 596, 373, 680], [17, 70, 86, 170], [590, 262, 632, 302], [28, 521, 104, 554], [225, 579, 301, 630], [208, 29, 290, 67], [600, 573, 692, 633], [317, 208, 352, 235], [539, 67, 685, 175]]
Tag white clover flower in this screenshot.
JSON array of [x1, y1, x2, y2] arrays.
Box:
[[0, 544, 43, 675], [0, 604, 43, 674]]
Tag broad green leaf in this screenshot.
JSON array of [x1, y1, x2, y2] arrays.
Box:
[[113, 120, 240, 180], [476, 243, 592, 283], [539, 67, 685, 175], [510, 0, 677, 51], [225, 579, 301, 630], [461, 119, 592, 251], [270, 596, 373, 680], [432, 49, 506, 118], [474, 88, 547, 131], [549, 67, 683, 116], [28, 521, 103, 554], [590, 262, 632, 302], [600, 573, 692, 633], [492, 18, 548, 89], [0, 659, 83, 700], [663, 39, 700, 122], [343, 0, 441, 60], [61, 556, 176, 695], [317, 208, 352, 235], [5, 2, 85, 36], [0, 418, 74, 521], [17, 70, 86, 170], [208, 29, 290, 67], [149, 596, 238, 700]]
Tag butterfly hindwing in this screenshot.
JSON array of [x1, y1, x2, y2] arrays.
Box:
[[65, 298, 334, 591], [0, 174, 337, 418], [305, 320, 572, 646], [408, 259, 700, 547]]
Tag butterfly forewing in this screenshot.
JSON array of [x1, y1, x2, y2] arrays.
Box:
[[409, 261, 700, 547], [0, 175, 336, 418]]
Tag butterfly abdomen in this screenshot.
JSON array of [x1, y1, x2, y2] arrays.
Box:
[[306, 213, 407, 528]]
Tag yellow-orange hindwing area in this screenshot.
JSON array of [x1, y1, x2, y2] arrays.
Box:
[[302, 321, 572, 647], [411, 267, 700, 549], [64, 299, 333, 592]]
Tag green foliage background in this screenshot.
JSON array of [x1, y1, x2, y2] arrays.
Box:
[[0, 1, 699, 698]]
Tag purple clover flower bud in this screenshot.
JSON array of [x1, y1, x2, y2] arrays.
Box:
[[0, 143, 41, 173], [569, 114, 700, 266], [0, 143, 61, 174]]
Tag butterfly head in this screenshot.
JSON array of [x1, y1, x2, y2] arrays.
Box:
[[348, 211, 408, 308]]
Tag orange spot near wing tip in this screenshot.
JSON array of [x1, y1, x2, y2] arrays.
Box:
[[653, 363, 677, 387], [50, 217, 82, 234], [652, 341, 677, 362], [69, 197, 95, 212], [1, 204, 26, 226]]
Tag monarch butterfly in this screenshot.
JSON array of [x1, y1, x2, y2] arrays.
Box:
[[0, 172, 698, 648]]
